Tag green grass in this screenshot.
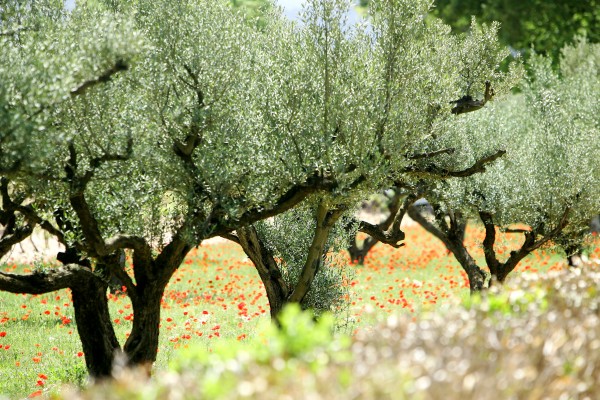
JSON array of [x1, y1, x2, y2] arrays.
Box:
[[0, 223, 586, 398]]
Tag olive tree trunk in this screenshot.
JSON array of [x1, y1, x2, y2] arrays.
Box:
[[236, 203, 344, 320], [70, 274, 121, 379]]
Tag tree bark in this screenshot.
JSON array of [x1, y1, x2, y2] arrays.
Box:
[[70, 274, 121, 379], [236, 204, 344, 320], [408, 206, 487, 292], [347, 236, 378, 265], [0, 265, 121, 378], [237, 226, 290, 319], [288, 204, 344, 303], [479, 208, 570, 284], [123, 283, 165, 370]]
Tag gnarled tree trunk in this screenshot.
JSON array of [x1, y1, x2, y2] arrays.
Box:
[[408, 205, 487, 293], [236, 203, 344, 320], [0, 264, 121, 379], [123, 283, 167, 369], [71, 274, 121, 379], [237, 226, 290, 319]]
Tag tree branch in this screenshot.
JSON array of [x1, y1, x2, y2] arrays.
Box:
[[480, 206, 571, 283], [0, 224, 34, 259], [479, 211, 501, 277], [0, 177, 66, 258], [289, 204, 345, 303], [0, 265, 96, 294], [356, 194, 417, 248], [403, 149, 506, 178], [236, 226, 289, 317], [209, 170, 338, 237], [406, 148, 455, 160], [523, 206, 571, 253], [220, 232, 240, 245], [451, 80, 495, 115], [407, 205, 452, 249], [70, 60, 129, 97], [105, 235, 152, 259]]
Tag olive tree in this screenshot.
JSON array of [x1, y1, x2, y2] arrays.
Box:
[[408, 38, 600, 291], [0, 0, 518, 378], [230, 0, 521, 318], [0, 0, 340, 377]]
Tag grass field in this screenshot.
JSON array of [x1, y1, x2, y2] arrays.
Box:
[[1, 223, 596, 398]]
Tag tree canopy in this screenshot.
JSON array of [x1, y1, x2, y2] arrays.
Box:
[[1, 0, 520, 376], [412, 37, 600, 288], [359, 0, 599, 61], [432, 0, 599, 60]]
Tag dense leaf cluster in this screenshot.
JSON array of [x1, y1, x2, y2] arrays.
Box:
[[431, 38, 600, 253]]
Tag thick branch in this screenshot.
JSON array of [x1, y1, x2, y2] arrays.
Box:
[[480, 207, 571, 283], [0, 224, 33, 259], [220, 232, 240, 244], [103, 235, 151, 294], [409, 205, 486, 292], [237, 226, 289, 317], [451, 80, 495, 115], [356, 194, 415, 249], [65, 140, 135, 258], [523, 207, 571, 253], [403, 149, 506, 178], [70, 60, 129, 97], [0, 265, 95, 294], [407, 205, 452, 249], [209, 171, 337, 237], [0, 178, 66, 257], [480, 211, 501, 277], [105, 235, 152, 258], [357, 220, 405, 248]]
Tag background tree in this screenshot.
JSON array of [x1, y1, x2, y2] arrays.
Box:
[[359, 0, 599, 61], [409, 38, 600, 290], [432, 0, 599, 61]]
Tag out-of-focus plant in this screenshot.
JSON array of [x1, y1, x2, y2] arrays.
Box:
[[61, 266, 600, 400]]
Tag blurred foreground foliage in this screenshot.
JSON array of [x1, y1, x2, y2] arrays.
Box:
[[60, 264, 600, 399]]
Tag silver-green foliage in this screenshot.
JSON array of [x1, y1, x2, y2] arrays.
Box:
[[1, 0, 518, 254], [430, 37, 600, 245]]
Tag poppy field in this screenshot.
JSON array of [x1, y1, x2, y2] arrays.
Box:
[[1, 223, 597, 398]]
